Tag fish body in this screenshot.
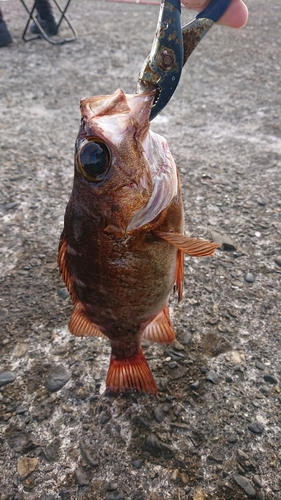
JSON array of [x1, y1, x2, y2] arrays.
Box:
[[58, 89, 219, 394]]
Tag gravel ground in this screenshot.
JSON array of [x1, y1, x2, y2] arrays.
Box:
[[0, 0, 281, 499]]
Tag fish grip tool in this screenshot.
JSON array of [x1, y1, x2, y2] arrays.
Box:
[[137, 0, 232, 120], [137, 0, 183, 121]]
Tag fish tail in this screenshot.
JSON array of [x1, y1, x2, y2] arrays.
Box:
[[106, 347, 157, 395]]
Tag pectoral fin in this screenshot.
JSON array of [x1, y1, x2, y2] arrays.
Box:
[[154, 231, 220, 257]]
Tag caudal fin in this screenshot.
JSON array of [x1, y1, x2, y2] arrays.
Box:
[[106, 347, 157, 395]]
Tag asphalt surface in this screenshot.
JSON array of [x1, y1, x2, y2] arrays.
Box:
[[0, 1, 281, 499]]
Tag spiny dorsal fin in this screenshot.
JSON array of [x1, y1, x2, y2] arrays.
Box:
[[154, 231, 220, 257]]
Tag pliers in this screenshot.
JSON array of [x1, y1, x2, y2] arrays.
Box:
[[137, 0, 232, 121]]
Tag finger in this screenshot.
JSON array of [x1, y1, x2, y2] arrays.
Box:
[[181, 0, 249, 29], [216, 0, 248, 28], [181, 0, 207, 6]]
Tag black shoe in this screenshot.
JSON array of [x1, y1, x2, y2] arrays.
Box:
[[30, 13, 58, 36], [0, 20, 12, 47]]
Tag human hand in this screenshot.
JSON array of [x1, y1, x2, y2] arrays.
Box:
[[181, 0, 248, 28]]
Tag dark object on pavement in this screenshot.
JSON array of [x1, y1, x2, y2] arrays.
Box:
[[30, 13, 58, 36], [0, 20, 12, 47]]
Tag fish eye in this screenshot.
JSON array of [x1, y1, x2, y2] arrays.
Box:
[[78, 139, 111, 182]]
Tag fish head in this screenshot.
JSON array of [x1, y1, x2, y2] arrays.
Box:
[[74, 89, 178, 233]]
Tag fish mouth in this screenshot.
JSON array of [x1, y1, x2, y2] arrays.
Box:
[[80, 89, 155, 148], [126, 131, 178, 232]]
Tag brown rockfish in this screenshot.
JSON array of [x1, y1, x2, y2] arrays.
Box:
[[58, 89, 219, 394]]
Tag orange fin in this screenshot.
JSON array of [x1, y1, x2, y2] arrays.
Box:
[[106, 348, 157, 395], [154, 231, 220, 257], [175, 249, 184, 302], [143, 305, 175, 344], [69, 303, 106, 338], [58, 232, 75, 299]]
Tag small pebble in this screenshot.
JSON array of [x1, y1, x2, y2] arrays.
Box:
[[274, 255, 281, 267], [0, 371, 16, 387], [100, 411, 111, 425], [57, 287, 69, 300], [207, 452, 223, 464], [226, 434, 237, 444], [143, 433, 174, 458], [132, 459, 143, 469], [169, 366, 188, 380], [43, 438, 61, 462], [245, 273, 255, 283], [255, 360, 265, 370], [206, 370, 219, 384], [263, 374, 278, 385], [106, 482, 118, 491], [256, 197, 266, 206], [211, 230, 236, 251], [79, 440, 99, 467], [260, 386, 269, 396], [252, 475, 262, 489], [248, 421, 264, 434], [0, 308, 9, 320], [16, 405, 25, 415], [237, 449, 256, 472], [155, 377, 168, 391], [190, 380, 200, 390], [233, 474, 256, 498], [131, 491, 146, 500], [17, 457, 38, 478], [105, 493, 124, 500], [75, 467, 89, 487], [45, 365, 70, 392], [256, 492, 265, 500], [153, 402, 171, 423], [168, 361, 177, 369], [180, 331, 192, 345], [59, 489, 72, 500]]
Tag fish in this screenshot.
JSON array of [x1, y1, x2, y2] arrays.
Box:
[[58, 89, 219, 395]]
